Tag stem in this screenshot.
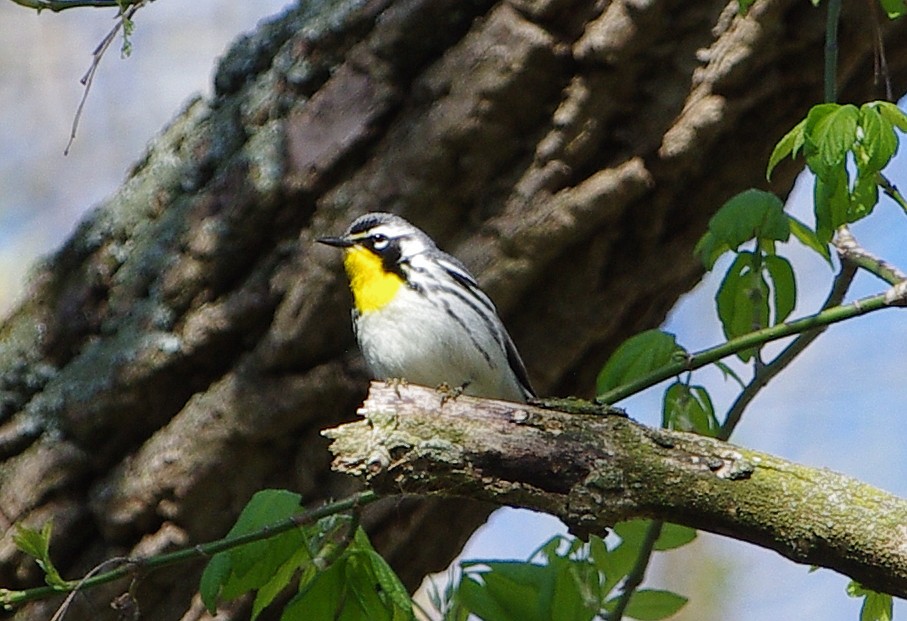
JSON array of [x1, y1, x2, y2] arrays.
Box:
[[836, 226, 907, 285], [0, 490, 380, 608], [718, 263, 856, 440], [824, 0, 841, 103], [8, 0, 140, 11], [596, 289, 901, 405], [607, 521, 664, 621], [877, 172, 907, 216]]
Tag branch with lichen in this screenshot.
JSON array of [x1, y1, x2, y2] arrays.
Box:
[[324, 382, 907, 599]]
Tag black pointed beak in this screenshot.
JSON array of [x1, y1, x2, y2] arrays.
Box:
[[317, 235, 354, 248]]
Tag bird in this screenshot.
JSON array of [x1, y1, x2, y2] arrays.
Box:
[[317, 212, 535, 403]]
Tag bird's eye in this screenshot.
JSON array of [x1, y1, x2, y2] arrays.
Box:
[[371, 234, 389, 250]]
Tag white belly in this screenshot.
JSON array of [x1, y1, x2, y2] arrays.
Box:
[[354, 287, 524, 402]]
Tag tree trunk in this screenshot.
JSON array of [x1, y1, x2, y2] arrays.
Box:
[[1, 0, 906, 618]]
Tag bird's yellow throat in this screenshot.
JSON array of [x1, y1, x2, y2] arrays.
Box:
[[342, 246, 405, 314]]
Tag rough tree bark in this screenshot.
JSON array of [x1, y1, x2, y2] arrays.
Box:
[[0, 0, 905, 619], [326, 384, 907, 599]]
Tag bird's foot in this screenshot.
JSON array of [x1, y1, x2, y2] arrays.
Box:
[[436, 381, 470, 405], [384, 377, 409, 398]]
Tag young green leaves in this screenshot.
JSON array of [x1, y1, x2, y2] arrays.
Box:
[[454, 528, 693, 621], [12, 522, 65, 589], [696, 190, 801, 362], [200, 490, 413, 621], [695, 189, 791, 269], [768, 101, 907, 243], [596, 330, 687, 397], [846, 581, 893, 621], [597, 331, 717, 435]]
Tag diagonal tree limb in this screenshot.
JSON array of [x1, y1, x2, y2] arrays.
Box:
[[325, 383, 907, 599]]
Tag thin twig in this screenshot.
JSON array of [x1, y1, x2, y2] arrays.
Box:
[[65, 2, 144, 155], [824, 0, 841, 103], [49, 557, 131, 621], [66, 13, 121, 154], [866, 0, 894, 100], [607, 521, 664, 621], [835, 226, 907, 285], [877, 173, 907, 216], [9, 0, 138, 10]]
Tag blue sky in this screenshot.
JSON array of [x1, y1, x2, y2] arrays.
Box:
[[2, 4, 906, 620]]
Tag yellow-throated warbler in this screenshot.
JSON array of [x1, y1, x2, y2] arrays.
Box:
[[318, 212, 535, 403]]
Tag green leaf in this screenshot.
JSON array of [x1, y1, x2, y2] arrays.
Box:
[[611, 521, 650, 548], [230, 490, 303, 539], [786, 215, 831, 264], [550, 554, 600, 621], [813, 167, 850, 244], [251, 545, 313, 620], [281, 537, 412, 621], [12, 523, 51, 562], [200, 553, 232, 613], [199, 490, 305, 612], [846, 581, 893, 621], [861, 592, 894, 621], [713, 361, 746, 389], [605, 521, 650, 581], [281, 557, 347, 621], [693, 231, 728, 270], [471, 562, 552, 621], [767, 118, 807, 180], [804, 103, 859, 177], [588, 536, 621, 596], [859, 104, 899, 172], [662, 383, 719, 437], [715, 252, 769, 360], [596, 330, 686, 395], [736, 0, 756, 15], [849, 172, 879, 223], [456, 575, 513, 621], [353, 528, 414, 617], [877, 0, 907, 17], [653, 523, 697, 551], [344, 554, 395, 621], [459, 539, 604, 621], [875, 101, 907, 131], [702, 189, 789, 252], [13, 522, 65, 588], [620, 589, 688, 621], [763, 254, 796, 324]]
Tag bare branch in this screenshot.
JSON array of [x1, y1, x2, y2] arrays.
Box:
[[7, 0, 142, 12], [65, 2, 144, 154]]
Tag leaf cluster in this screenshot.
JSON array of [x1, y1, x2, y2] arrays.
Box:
[[597, 330, 723, 435], [445, 524, 694, 621], [769, 102, 907, 242], [199, 490, 412, 621]]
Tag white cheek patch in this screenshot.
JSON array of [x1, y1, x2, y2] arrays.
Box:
[[396, 236, 429, 260]]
